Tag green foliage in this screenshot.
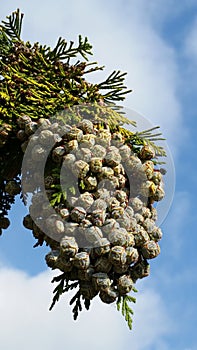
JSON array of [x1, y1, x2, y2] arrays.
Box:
[[50, 273, 90, 320], [48, 35, 93, 62], [0, 9, 131, 127], [50, 270, 138, 330], [119, 125, 166, 161], [116, 290, 137, 330], [49, 272, 79, 311], [97, 70, 132, 102], [0, 9, 24, 41]]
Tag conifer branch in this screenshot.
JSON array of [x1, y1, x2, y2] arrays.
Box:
[[49, 273, 67, 311], [49, 272, 79, 311], [97, 70, 132, 102], [0, 9, 23, 41], [70, 290, 82, 320], [120, 125, 167, 159], [116, 292, 137, 330], [83, 297, 91, 310]]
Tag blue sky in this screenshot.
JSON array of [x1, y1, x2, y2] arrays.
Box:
[[0, 1, 197, 349]]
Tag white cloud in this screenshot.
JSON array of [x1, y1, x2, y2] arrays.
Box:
[[0, 265, 172, 350], [128, 286, 173, 350]]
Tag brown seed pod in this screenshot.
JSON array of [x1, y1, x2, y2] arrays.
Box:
[[71, 160, 89, 178], [52, 146, 65, 163], [149, 227, 163, 242], [90, 209, 106, 226], [75, 192, 94, 209], [17, 115, 32, 129], [129, 260, 150, 281], [90, 198, 108, 211], [152, 186, 165, 201], [23, 214, 33, 230], [65, 139, 79, 153], [130, 197, 143, 212], [90, 157, 103, 173], [16, 129, 27, 141], [62, 153, 76, 167], [65, 127, 83, 141], [109, 246, 127, 265], [78, 266, 95, 281], [141, 240, 160, 259], [117, 275, 134, 295], [102, 218, 120, 235], [92, 272, 111, 291], [119, 144, 131, 160], [45, 250, 59, 269], [141, 160, 155, 180], [75, 147, 92, 162], [5, 180, 21, 196], [56, 256, 73, 272], [0, 217, 10, 229], [80, 134, 96, 148], [139, 144, 155, 160], [111, 132, 124, 146], [134, 213, 144, 224], [106, 197, 120, 212], [84, 176, 97, 190], [99, 287, 118, 304], [37, 118, 51, 130], [152, 170, 162, 185], [60, 236, 78, 258], [25, 121, 38, 135], [108, 228, 129, 247], [133, 226, 150, 247], [91, 144, 106, 158], [117, 173, 126, 188], [111, 206, 124, 219], [77, 119, 94, 134], [104, 146, 121, 167], [143, 218, 156, 234], [150, 206, 158, 221], [70, 207, 86, 223], [80, 281, 98, 300], [113, 164, 125, 175], [141, 206, 152, 219], [94, 256, 112, 273], [59, 208, 70, 220], [98, 166, 114, 180], [95, 129, 111, 147], [126, 247, 139, 264], [113, 264, 128, 274], [39, 129, 55, 146], [85, 226, 103, 244], [117, 212, 132, 230], [72, 252, 90, 269]]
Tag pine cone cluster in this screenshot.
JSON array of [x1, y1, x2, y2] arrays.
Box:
[[19, 113, 165, 305]]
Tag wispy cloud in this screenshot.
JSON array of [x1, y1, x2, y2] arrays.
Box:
[[0, 266, 173, 350]]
